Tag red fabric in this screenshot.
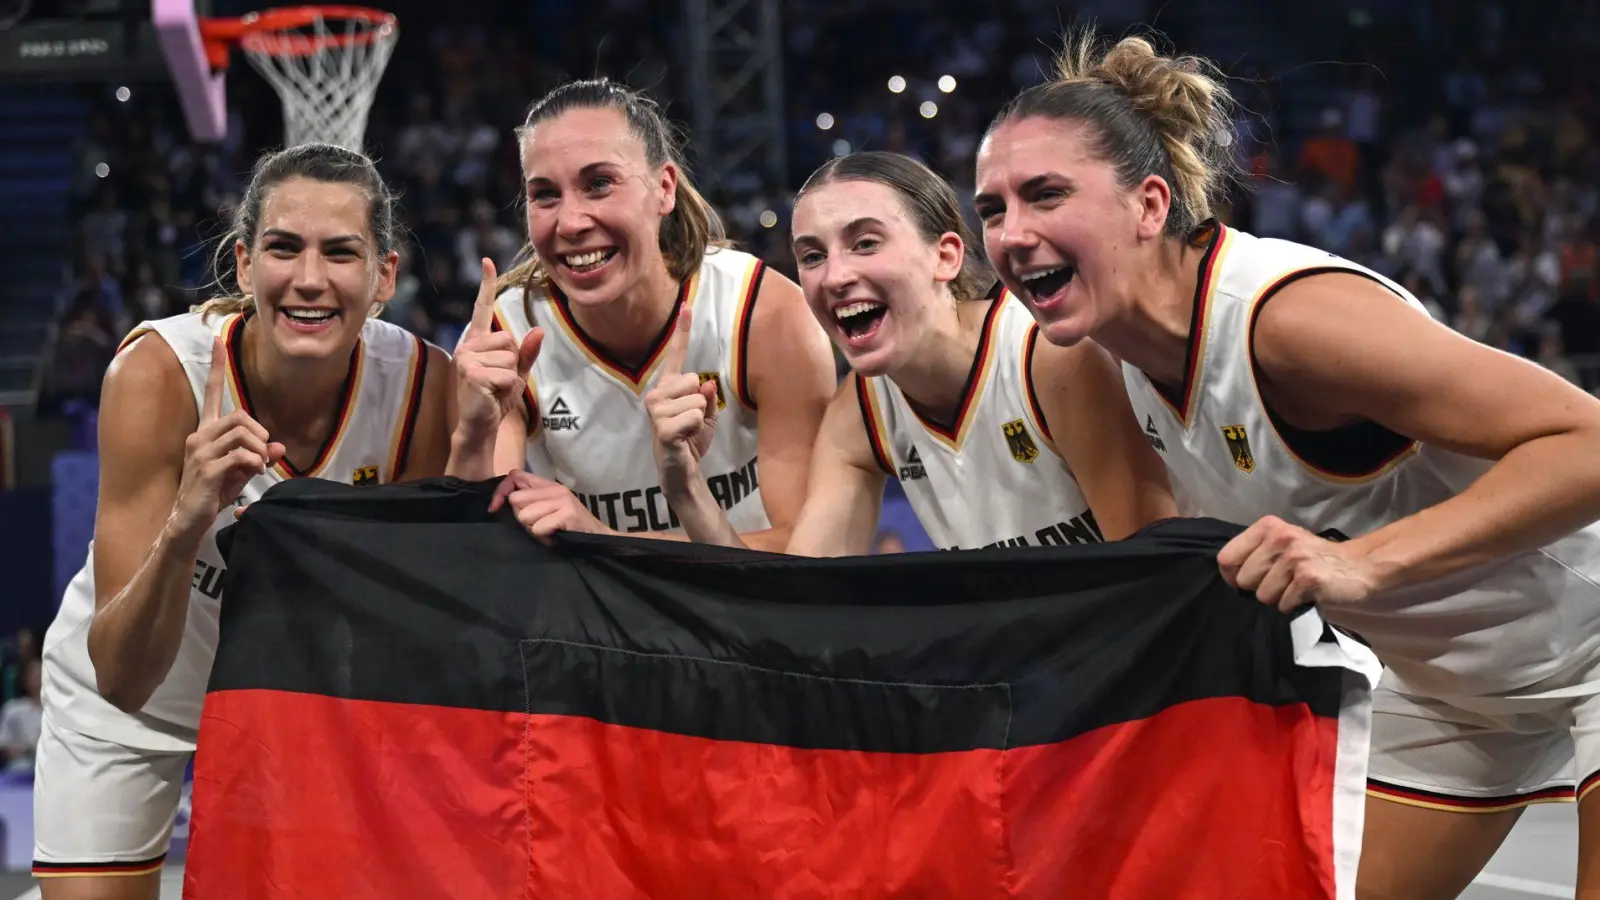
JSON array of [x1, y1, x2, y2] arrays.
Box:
[[187, 692, 1340, 899]]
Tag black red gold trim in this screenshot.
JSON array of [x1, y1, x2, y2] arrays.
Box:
[[34, 854, 166, 878], [1579, 769, 1600, 803], [1146, 222, 1229, 426], [854, 375, 894, 476], [730, 260, 766, 410], [1367, 778, 1573, 813], [1245, 267, 1419, 483], [547, 278, 691, 388], [225, 312, 362, 479], [388, 334, 429, 482], [1022, 322, 1052, 442], [904, 294, 1005, 452]]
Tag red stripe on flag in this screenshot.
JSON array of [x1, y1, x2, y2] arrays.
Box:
[[185, 691, 528, 899], [187, 693, 1341, 898]]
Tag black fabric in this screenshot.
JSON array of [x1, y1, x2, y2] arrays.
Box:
[[211, 478, 1346, 753]]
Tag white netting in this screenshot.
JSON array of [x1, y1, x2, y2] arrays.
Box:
[[239, 11, 397, 152]]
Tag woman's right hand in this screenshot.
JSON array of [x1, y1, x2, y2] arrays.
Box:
[[644, 303, 719, 488], [172, 337, 286, 538], [454, 257, 543, 445]]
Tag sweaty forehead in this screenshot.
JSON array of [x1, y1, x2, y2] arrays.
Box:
[[794, 180, 912, 236], [259, 178, 368, 237], [977, 117, 1100, 185], [522, 108, 646, 177]]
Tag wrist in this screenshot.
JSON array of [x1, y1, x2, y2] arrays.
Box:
[[1345, 531, 1410, 594], [162, 510, 211, 551]]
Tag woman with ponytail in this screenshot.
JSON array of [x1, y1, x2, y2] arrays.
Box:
[[976, 29, 1600, 898], [448, 78, 834, 550], [644, 151, 1176, 555]]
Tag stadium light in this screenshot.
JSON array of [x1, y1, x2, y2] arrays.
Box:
[[887, 75, 906, 94], [919, 101, 938, 119], [115, 85, 131, 102], [94, 162, 109, 178], [832, 139, 851, 156], [937, 75, 956, 93], [815, 112, 834, 130], [759, 210, 778, 229]]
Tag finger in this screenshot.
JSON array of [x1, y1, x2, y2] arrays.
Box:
[[202, 337, 226, 423], [467, 349, 523, 374], [517, 327, 544, 378], [475, 369, 529, 398], [1254, 558, 1295, 607], [1217, 520, 1271, 578], [218, 409, 271, 444], [1277, 572, 1320, 614], [700, 380, 720, 428], [488, 470, 531, 513], [514, 499, 566, 545], [214, 424, 272, 462], [652, 393, 715, 423], [213, 446, 266, 478], [1232, 545, 1280, 593], [659, 302, 694, 374], [645, 373, 706, 409], [233, 504, 248, 521], [265, 442, 286, 467], [506, 485, 573, 511], [467, 257, 500, 337]]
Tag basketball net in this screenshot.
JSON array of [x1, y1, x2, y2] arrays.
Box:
[[238, 9, 398, 152]]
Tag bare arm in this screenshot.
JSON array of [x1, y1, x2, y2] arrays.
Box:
[[669, 376, 889, 557], [1031, 336, 1177, 540], [1254, 272, 1600, 591], [735, 271, 837, 551], [396, 343, 456, 481], [87, 334, 282, 713]]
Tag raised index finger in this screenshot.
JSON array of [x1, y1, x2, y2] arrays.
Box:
[[202, 336, 226, 423], [467, 257, 500, 337], [660, 302, 694, 375]]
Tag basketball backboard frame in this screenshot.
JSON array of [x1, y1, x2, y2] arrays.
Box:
[[151, 0, 226, 143]]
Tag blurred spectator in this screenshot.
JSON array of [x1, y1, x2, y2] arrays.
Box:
[[873, 531, 905, 555], [0, 660, 41, 774]]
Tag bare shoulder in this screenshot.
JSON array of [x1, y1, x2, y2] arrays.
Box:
[[101, 331, 198, 450]]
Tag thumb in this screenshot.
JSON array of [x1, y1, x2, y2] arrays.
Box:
[[517, 327, 544, 378], [700, 380, 720, 429]]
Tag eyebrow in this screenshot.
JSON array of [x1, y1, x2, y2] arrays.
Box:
[[974, 172, 1070, 207], [525, 161, 623, 185], [792, 216, 888, 246], [261, 229, 364, 243]]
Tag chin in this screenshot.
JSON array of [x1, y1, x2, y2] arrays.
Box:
[[1037, 315, 1093, 348]]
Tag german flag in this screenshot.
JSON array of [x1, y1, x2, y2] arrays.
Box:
[[186, 478, 1378, 899]]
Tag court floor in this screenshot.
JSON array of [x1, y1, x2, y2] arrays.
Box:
[[0, 803, 1579, 899]]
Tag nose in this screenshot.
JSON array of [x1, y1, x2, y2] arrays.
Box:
[[292, 249, 330, 295], [998, 208, 1038, 254], [819, 255, 856, 295], [554, 198, 594, 241]]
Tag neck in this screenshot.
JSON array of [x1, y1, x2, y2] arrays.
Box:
[[1092, 235, 1209, 390], [889, 295, 989, 426], [239, 314, 354, 434], [568, 258, 681, 366]]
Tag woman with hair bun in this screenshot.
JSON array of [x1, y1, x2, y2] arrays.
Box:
[[976, 29, 1600, 898]]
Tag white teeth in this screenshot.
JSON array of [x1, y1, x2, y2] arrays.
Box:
[[284, 309, 335, 321], [834, 301, 883, 320], [564, 250, 611, 268], [1020, 266, 1069, 283]]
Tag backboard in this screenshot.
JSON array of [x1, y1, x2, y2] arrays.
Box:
[[151, 0, 224, 141]]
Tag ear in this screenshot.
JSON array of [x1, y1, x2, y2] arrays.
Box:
[[930, 231, 965, 286], [371, 248, 400, 307], [233, 239, 253, 297], [657, 160, 679, 217], [1133, 174, 1172, 241]]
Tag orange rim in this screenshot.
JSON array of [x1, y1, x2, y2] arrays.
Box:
[[199, 5, 396, 68]]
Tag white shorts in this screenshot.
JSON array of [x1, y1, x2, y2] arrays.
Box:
[[1366, 672, 1600, 812], [32, 712, 191, 879]]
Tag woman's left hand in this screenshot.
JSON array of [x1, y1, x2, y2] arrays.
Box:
[[489, 470, 617, 545]]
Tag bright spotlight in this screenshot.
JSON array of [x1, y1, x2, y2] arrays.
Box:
[[115, 86, 131, 102], [937, 75, 956, 93], [831, 139, 851, 156], [94, 162, 110, 178], [815, 112, 835, 130], [919, 101, 938, 119], [759, 210, 778, 229], [887, 75, 906, 94]]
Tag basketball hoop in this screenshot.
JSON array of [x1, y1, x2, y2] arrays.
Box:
[[200, 5, 398, 153]]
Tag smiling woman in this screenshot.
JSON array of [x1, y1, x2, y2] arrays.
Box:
[[446, 78, 837, 553], [644, 150, 1176, 557], [31, 141, 456, 900]]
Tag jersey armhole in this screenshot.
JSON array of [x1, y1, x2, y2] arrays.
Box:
[[1247, 267, 1418, 479], [388, 334, 430, 481], [731, 260, 766, 410], [854, 375, 895, 476], [1022, 323, 1054, 443]]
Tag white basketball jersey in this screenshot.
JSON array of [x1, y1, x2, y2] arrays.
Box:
[[859, 294, 1098, 551], [1122, 223, 1600, 701], [41, 309, 429, 750], [493, 247, 770, 535]]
